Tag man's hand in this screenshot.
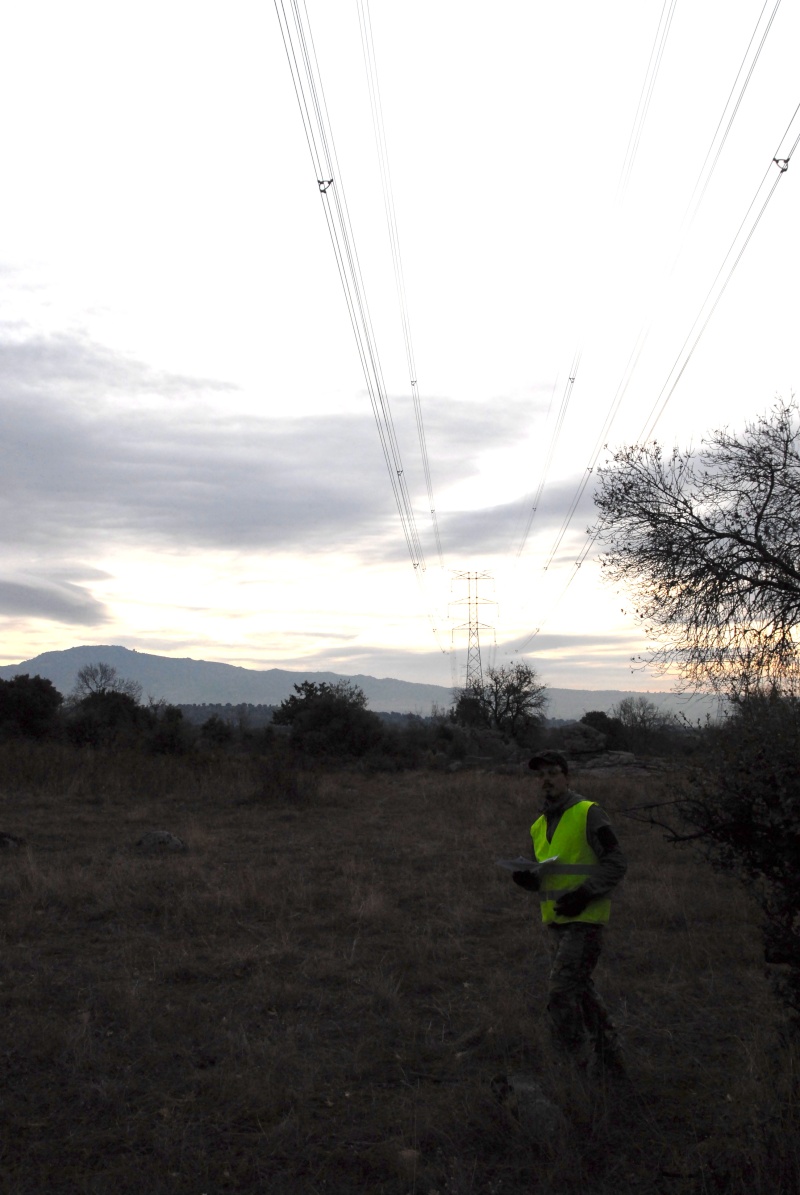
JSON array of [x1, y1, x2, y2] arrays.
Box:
[[554, 885, 591, 917], [512, 870, 540, 891]]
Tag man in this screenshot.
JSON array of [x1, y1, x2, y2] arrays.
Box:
[[513, 750, 627, 1070]]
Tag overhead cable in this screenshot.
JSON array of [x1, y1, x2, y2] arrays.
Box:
[[539, 111, 799, 579], [513, 9, 790, 650], [678, 0, 783, 241], [538, 6, 790, 571], [274, 0, 427, 574], [616, 0, 679, 202], [640, 104, 800, 441], [514, 1, 679, 564], [357, 0, 445, 569], [513, 352, 581, 558], [600, 0, 785, 453], [517, 109, 800, 653]]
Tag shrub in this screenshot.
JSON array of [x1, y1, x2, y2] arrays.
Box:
[[149, 704, 193, 755], [0, 674, 63, 740], [65, 690, 155, 749], [676, 687, 800, 1017], [272, 681, 385, 759], [200, 714, 236, 748], [580, 709, 629, 750]]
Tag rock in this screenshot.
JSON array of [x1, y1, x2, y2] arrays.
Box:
[[135, 830, 188, 854], [581, 751, 637, 769], [553, 723, 607, 758]]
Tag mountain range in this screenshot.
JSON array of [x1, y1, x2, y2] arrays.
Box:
[[0, 645, 723, 721]]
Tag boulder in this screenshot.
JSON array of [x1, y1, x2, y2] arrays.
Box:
[[134, 830, 188, 854], [552, 723, 607, 758], [581, 751, 637, 769]]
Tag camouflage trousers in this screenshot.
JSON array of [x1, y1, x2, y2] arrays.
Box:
[[545, 923, 619, 1061]]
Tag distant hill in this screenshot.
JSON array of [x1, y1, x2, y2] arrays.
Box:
[[0, 645, 452, 715], [0, 644, 724, 721]]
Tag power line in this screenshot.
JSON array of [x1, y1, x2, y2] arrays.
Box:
[[513, 22, 795, 650], [678, 0, 783, 240], [516, 109, 800, 654], [586, 0, 786, 454], [357, 0, 445, 569], [277, 4, 795, 672], [274, 0, 427, 574], [513, 1, 679, 564], [617, 0, 679, 202], [513, 352, 581, 558], [537, 10, 791, 569], [640, 105, 800, 441]]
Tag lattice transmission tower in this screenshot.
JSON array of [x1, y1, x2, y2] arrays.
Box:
[[450, 571, 495, 690]]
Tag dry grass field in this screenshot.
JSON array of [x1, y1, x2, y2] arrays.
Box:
[[0, 742, 796, 1194]]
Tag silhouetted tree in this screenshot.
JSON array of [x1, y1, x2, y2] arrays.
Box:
[[452, 663, 547, 743], [149, 704, 191, 755], [273, 680, 383, 757], [450, 689, 486, 728], [73, 662, 143, 704], [593, 399, 800, 693], [201, 714, 236, 747], [580, 710, 629, 750], [66, 689, 154, 748], [0, 674, 63, 740]]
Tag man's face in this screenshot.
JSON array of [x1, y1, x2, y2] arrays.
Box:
[[532, 764, 569, 804]]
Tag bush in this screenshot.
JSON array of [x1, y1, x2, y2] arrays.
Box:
[[676, 687, 800, 1017], [65, 690, 155, 749], [0, 674, 63, 740], [149, 704, 193, 755], [580, 710, 629, 750], [272, 681, 385, 759], [200, 714, 236, 748]]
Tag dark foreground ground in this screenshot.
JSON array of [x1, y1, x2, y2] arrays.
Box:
[[0, 743, 796, 1194]]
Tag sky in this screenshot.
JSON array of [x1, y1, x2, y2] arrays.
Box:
[[1, 0, 799, 693]]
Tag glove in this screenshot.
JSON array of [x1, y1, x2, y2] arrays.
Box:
[[554, 886, 591, 918], [512, 870, 540, 892]]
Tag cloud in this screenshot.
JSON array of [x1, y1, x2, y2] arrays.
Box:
[[419, 390, 549, 462], [437, 476, 597, 557], [1, 328, 577, 565], [0, 579, 109, 625], [500, 631, 635, 652], [0, 327, 234, 397], [269, 628, 641, 682]]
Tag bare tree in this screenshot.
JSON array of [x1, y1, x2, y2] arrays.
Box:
[[592, 399, 800, 692], [453, 662, 547, 742], [596, 399, 800, 1015], [613, 696, 672, 731], [612, 696, 678, 753], [73, 663, 143, 704]]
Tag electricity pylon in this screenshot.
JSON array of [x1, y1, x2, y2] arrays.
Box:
[[450, 571, 496, 690]]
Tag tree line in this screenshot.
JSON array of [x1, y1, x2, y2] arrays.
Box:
[[0, 658, 696, 763]]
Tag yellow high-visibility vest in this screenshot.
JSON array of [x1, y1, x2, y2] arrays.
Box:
[[530, 800, 611, 925]]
